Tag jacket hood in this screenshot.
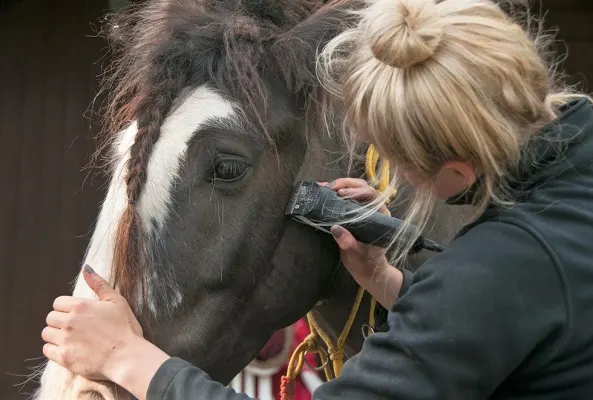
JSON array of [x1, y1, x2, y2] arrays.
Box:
[[447, 96, 593, 205]]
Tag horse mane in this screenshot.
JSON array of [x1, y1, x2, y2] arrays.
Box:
[[94, 0, 358, 332]]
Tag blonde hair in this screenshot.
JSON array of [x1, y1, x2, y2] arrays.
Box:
[[317, 0, 591, 264]]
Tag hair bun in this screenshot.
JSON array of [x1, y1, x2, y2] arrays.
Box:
[[363, 0, 443, 68]]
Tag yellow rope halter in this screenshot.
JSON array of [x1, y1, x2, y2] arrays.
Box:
[[280, 144, 394, 399], [365, 144, 391, 193]]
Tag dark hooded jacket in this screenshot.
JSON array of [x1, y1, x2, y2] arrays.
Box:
[[146, 97, 593, 399]]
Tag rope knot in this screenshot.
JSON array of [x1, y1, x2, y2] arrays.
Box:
[[302, 334, 319, 351], [284, 333, 320, 382], [328, 347, 345, 362]]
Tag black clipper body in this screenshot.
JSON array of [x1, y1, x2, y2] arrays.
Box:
[[285, 181, 444, 254]]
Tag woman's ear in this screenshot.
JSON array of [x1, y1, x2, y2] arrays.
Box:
[[445, 161, 478, 186], [433, 161, 477, 199]]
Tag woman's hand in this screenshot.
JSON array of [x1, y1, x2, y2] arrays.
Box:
[[42, 265, 170, 399], [319, 178, 391, 282], [319, 178, 403, 309]]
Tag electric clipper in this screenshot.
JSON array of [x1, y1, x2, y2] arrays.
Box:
[[285, 181, 444, 254]]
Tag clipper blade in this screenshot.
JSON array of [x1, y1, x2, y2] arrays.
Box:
[[285, 181, 333, 234], [284, 181, 320, 216]]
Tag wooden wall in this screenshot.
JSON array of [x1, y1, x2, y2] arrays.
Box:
[[0, 0, 591, 399], [0, 1, 108, 398], [536, 0, 593, 91]]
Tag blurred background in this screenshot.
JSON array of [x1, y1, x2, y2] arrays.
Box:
[[0, 0, 592, 398]]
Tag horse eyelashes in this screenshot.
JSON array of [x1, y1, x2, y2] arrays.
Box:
[[209, 154, 251, 182], [215, 160, 248, 180]]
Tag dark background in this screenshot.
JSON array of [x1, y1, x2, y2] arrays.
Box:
[[1, 0, 592, 398]]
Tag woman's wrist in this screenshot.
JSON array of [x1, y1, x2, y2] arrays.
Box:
[[354, 261, 403, 309], [108, 336, 171, 400]]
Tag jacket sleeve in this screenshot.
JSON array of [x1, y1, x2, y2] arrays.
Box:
[[147, 357, 255, 400], [313, 221, 568, 399]]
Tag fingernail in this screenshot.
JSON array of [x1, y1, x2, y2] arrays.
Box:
[[83, 264, 95, 274], [316, 181, 327, 186], [327, 180, 336, 188], [331, 225, 344, 238]]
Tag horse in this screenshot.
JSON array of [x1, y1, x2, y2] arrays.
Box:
[[33, 0, 472, 399]]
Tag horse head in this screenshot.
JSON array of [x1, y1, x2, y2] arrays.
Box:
[[34, 0, 370, 399]]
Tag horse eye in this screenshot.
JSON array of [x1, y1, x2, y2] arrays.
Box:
[[213, 157, 249, 182]]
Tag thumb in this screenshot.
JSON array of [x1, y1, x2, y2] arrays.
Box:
[[82, 265, 118, 301], [330, 225, 360, 252]]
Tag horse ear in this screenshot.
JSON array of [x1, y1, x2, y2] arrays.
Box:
[[267, 0, 362, 93]]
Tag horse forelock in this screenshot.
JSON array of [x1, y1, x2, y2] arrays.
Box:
[[99, 0, 328, 138]]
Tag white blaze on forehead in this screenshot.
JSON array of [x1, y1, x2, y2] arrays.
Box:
[[72, 85, 235, 301], [137, 85, 236, 231]]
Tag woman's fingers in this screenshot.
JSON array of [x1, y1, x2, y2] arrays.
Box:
[[337, 187, 379, 202], [41, 326, 63, 346], [319, 178, 391, 215], [42, 343, 64, 365], [378, 204, 390, 216], [337, 185, 391, 213], [327, 178, 369, 190], [330, 225, 361, 253], [319, 178, 381, 200], [46, 310, 69, 329], [53, 296, 78, 312]]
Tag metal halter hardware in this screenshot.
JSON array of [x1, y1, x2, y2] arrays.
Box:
[[361, 323, 376, 340], [304, 347, 329, 372]]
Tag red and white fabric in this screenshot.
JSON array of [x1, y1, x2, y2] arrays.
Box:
[[229, 318, 322, 400]]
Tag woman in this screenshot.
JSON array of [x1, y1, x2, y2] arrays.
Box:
[[41, 0, 593, 398]]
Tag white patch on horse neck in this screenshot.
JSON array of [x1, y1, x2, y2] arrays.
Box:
[[72, 122, 137, 299]]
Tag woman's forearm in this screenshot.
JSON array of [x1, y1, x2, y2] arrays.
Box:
[[353, 264, 403, 309]]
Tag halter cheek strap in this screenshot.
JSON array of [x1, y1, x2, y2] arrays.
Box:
[[280, 144, 395, 400]]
